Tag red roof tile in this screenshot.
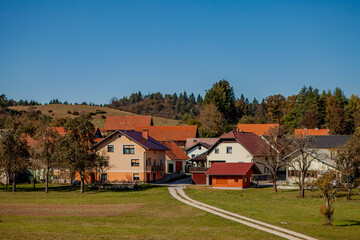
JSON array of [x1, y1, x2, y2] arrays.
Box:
[[295, 128, 330, 136], [135, 125, 198, 142], [160, 141, 189, 160], [206, 163, 261, 176], [237, 124, 279, 136], [104, 116, 153, 131]]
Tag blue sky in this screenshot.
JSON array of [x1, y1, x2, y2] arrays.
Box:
[[1, 0, 359, 104]]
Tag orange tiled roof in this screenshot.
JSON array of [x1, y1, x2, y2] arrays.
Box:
[[104, 116, 153, 131], [94, 138, 104, 143], [295, 128, 330, 136], [135, 125, 198, 142], [160, 141, 189, 160], [237, 124, 279, 136]]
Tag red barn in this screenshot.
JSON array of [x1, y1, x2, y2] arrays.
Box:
[[205, 163, 261, 188]]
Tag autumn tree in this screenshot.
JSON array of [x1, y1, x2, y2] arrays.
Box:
[[344, 95, 360, 134], [325, 95, 345, 134], [265, 94, 285, 124], [61, 115, 97, 193], [198, 104, 226, 137], [0, 115, 31, 192], [256, 126, 292, 192], [311, 172, 339, 226]]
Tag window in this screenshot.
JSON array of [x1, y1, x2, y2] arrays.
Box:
[[160, 171, 163, 176], [133, 173, 140, 181], [131, 159, 140, 167], [153, 159, 157, 166], [226, 147, 232, 154], [235, 178, 238, 182], [160, 159, 163, 165], [100, 173, 107, 181], [215, 148, 219, 154], [107, 145, 114, 152], [245, 178, 248, 183], [198, 146, 202, 150], [154, 150, 157, 154], [123, 145, 135, 154], [191, 154, 195, 158], [193, 140, 197, 144]]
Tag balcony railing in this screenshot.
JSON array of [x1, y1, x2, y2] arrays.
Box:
[[189, 167, 208, 173], [146, 165, 165, 172]]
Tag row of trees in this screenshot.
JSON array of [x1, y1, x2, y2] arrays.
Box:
[[107, 81, 360, 137], [0, 113, 107, 193]]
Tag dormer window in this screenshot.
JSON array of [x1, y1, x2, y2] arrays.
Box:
[[215, 148, 219, 154], [198, 146, 201, 150]]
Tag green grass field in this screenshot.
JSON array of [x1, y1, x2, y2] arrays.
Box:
[[185, 186, 360, 240], [0, 184, 280, 240]]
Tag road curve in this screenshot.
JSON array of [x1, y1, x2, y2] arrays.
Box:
[[168, 186, 317, 240]]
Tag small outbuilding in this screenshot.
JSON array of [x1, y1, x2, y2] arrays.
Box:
[[205, 163, 261, 188]]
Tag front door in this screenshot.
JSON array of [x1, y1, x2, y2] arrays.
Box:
[[147, 173, 150, 182], [168, 163, 174, 173], [153, 172, 156, 182]]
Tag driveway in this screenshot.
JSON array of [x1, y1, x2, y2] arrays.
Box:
[[169, 186, 317, 240]]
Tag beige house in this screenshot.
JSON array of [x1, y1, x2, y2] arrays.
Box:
[[93, 129, 169, 182]]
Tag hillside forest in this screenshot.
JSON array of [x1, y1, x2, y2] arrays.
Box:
[[1, 80, 360, 137]]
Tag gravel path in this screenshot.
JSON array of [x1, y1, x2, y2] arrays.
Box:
[[168, 186, 317, 240]]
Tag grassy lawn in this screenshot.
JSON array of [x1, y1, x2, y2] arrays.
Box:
[[9, 105, 182, 127], [185, 186, 360, 240], [0, 184, 281, 240]]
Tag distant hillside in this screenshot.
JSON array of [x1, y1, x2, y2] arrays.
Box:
[[9, 104, 182, 127]]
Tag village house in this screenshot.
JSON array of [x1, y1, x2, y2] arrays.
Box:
[[159, 141, 189, 173], [93, 129, 169, 182], [294, 128, 330, 136], [286, 135, 350, 184], [103, 115, 153, 133], [185, 138, 219, 159], [188, 131, 267, 184], [135, 125, 199, 149], [237, 124, 279, 136]]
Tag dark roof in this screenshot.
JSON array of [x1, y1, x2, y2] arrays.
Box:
[[216, 131, 266, 156], [205, 163, 261, 176], [188, 151, 208, 162], [307, 135, 350, 148], [186, 142, 213, 151], [93, 130, 169, 151]]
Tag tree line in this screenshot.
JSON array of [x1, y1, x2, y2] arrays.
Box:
[[0, 113, 107, 193]]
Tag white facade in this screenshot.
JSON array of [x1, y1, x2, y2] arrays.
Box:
[[187, 145, 209, 159]]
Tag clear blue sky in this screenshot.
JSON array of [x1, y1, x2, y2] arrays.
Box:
[[1, 0, 359, 104]]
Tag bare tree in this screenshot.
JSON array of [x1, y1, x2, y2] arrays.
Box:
[[336, 131, 360, 200], [93, 149, 110, 190], [311, 171, 340, 226], [287, 133, 318, 198], [31, 121, 61, 193], [256, 126, 292, 192]]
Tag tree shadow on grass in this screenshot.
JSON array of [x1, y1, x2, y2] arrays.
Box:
[[0, 183, 164, 193], [336, 220, 360, 227]]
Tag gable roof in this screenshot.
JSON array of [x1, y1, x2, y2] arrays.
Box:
[[160, 141, 189, 160], [205, 163, 261, 176], [93, 130, 168, 151], [217, 131, 266, 156], [104, 116, 153, 131], [307, 135, 350, 148], [237, 124, 279, 136], [295, 128, 330, 136], [185, 138, 219, 150], [135, 125, 198, 142]]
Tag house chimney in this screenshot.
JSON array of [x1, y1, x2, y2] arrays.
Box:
[[142, 129, 149, 140]]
